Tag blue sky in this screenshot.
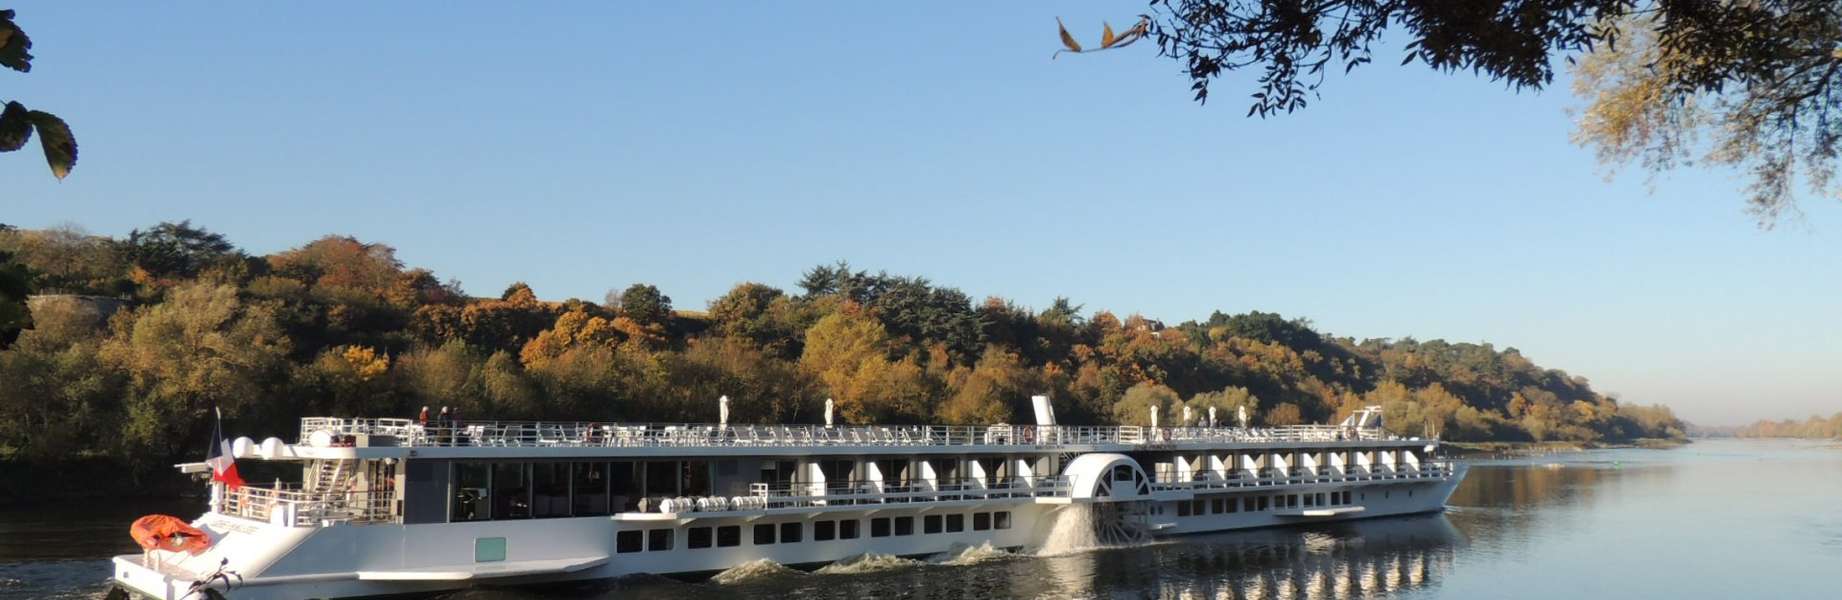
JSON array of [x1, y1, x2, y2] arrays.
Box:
[[4, 3, 1836, 425]]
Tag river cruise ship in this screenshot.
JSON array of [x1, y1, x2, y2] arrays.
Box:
[[110, 401, 1464, 599]]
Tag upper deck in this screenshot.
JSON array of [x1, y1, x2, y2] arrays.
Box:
[[298, 417, 1428, 457]]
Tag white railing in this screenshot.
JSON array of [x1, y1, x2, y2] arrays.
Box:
[[299, 418, 1404, 450], [740, 476, 1073, 511], [217, 483, 394, 527], [1146, 461, 1459, 493]]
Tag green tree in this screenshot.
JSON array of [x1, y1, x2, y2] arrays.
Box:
[[0, 247, 30, 347], [0, 10, 76, 179], [619, 283, 673, 327], [1112, 381, 1182, 426], [100, 283, 291, 465], [122, 221, 237, 282]]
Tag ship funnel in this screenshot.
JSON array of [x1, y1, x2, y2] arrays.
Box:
[[1031, 395, 1056, 426]]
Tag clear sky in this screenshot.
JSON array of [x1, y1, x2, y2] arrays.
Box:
[[4, 3, 1836, 426]]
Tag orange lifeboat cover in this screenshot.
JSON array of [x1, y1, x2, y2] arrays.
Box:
[[130, 515, 212, 554]]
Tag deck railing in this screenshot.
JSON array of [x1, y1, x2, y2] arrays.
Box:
[[217, 483, 394, 526], [1146, 462, 1459, 493], [299, 418, 1405, 450], [733, 476, 1074, 512]]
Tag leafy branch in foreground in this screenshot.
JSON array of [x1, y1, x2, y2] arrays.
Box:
[[1090, 1, 1842, 225], [1, 9, 77, 180]]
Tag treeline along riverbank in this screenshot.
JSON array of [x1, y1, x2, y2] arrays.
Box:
[[0, 222, 1685, 504]]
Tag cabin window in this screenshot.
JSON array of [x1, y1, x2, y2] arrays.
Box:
[[1191, 499, 1205, 515], [644, 461, 681, 498], [717, 525, 741, 547], [1210, 498, 1225, 514], [572, 462, 610, 516], [754, 523, 777, 545], [616, 530, 643, 553], [1226, 497, 1239, 513], [894, 516, 914, 536], [1177, 501, 1191, 517], [840, 519, 860, 539], [492, 463, 530, 519], [1257, 496, 1270, 511], [994, 512, 1012, 530], [452, 462, 492, 522], [946, 513, 965, 532], [681, 460, 712, 497], [870, 518, 891, 537], [532, 462, 571, 518], [688, 527, 713, 549], [610, 461, 641, 512], [1317, 493, 1327, 506], [924, 515, 943, 534], [648, 529, 673, 551], [781, 522, 802, 543], [1304, 494, 1316, 507], [1243, 497, 1256, 512], [815, 520, 836, 541], [1288, 495, 1299, 508], [973, 512, 991, 531]]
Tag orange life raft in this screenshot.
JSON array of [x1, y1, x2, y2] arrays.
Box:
[[129, 514, 212, 554]]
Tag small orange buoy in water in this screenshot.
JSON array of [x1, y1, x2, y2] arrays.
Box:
[[129, 515, 212, 555]]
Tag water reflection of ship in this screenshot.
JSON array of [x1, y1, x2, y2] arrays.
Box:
[[1043, 514, 1462, 599]]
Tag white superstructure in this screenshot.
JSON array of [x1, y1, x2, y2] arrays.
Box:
[[111, 403, 1464, 599]]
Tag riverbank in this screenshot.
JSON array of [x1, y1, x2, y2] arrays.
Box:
[[1442, 438, 1688, 458]]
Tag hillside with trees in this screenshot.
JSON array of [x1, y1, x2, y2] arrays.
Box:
[[0, 222, 1684, 500], [1736, 413, 1842, 440]]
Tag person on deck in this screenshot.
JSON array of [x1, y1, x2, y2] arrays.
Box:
[[417, 406, 430, 427], [437, 406, 451, 444]]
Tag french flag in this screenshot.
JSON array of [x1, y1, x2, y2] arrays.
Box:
[[206, 407, 244, 490]]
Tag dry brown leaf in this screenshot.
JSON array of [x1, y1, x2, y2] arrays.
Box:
[[1057, 17, 1082, 53], [1102, 22, 1117, 48]]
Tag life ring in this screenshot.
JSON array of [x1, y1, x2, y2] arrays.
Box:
[[130, 515, 212, 555]]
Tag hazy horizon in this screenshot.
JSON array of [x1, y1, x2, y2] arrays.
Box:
[[5, 2, 1836, 426]]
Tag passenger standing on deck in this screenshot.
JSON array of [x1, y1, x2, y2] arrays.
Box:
[[437, 406, 451, 444], [418, 406, 430, 427]]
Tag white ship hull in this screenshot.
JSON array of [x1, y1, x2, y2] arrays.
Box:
[[113, 414, 1464, 599]]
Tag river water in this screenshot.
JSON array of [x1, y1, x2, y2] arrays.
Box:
[[4, 439, 1838, 599]]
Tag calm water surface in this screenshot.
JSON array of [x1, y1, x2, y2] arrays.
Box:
[[4, 439, 1838, 599]]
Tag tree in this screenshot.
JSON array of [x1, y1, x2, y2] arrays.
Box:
[[123, 221, 237, 282], [0, 10, 76, 179], [1112, 381, 1182, 426], [1136, 1, 1842, 221], [0, 247, 30, 347], [619, 283, 673, 327], [100, 283, 290, 463]]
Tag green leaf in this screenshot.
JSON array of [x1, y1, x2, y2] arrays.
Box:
[[0, 101, 30, 152], [0, 9, 32, 73], [27, 110, 75, 179]]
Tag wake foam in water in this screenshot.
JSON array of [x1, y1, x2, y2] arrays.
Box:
[[935, 541, 1012, 566], [710, 558, 803, 584], [815, 552, 924, 575], [1035, 505, 1101, 556]]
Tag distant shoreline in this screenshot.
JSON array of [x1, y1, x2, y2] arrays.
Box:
[[1443, 438, 1689, 457]]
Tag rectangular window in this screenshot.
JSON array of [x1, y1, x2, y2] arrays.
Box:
[[452, 462, 491, 522], [870, 517, 891, 537], [894, 516, 914, 536], [1210, 498, 1224, 514], [1289, 494, 1299, 508], [754, 523, 777, 545], [946, 514, 965, 532], [648, 529, 673, 551], [994, 511, 1011, 530], [616, 530, 643, 553], [609, 461, 641, 512], [644, 461, 681, 498], [1191, 499, 1205, 515], [1244, 497, 1257, 512], [781, 522, 802, 544], [840, 519, 860, 539], [815, 520, 836, 541], [1258, 496, 1270, 511], [492, 463, 531, 519], [571, 462, 611, 516], [973, 512, 991, 531], [923, 515, 943, 534], [717, 525, 741, 547], [532, 462, 571, 518], [1227, 497, 1239, 513], [1177, 501, 1191, 517], [1317, 493, 1327, 506], [688, 527, 712, 549], [1305, 494, 1316, 507]]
